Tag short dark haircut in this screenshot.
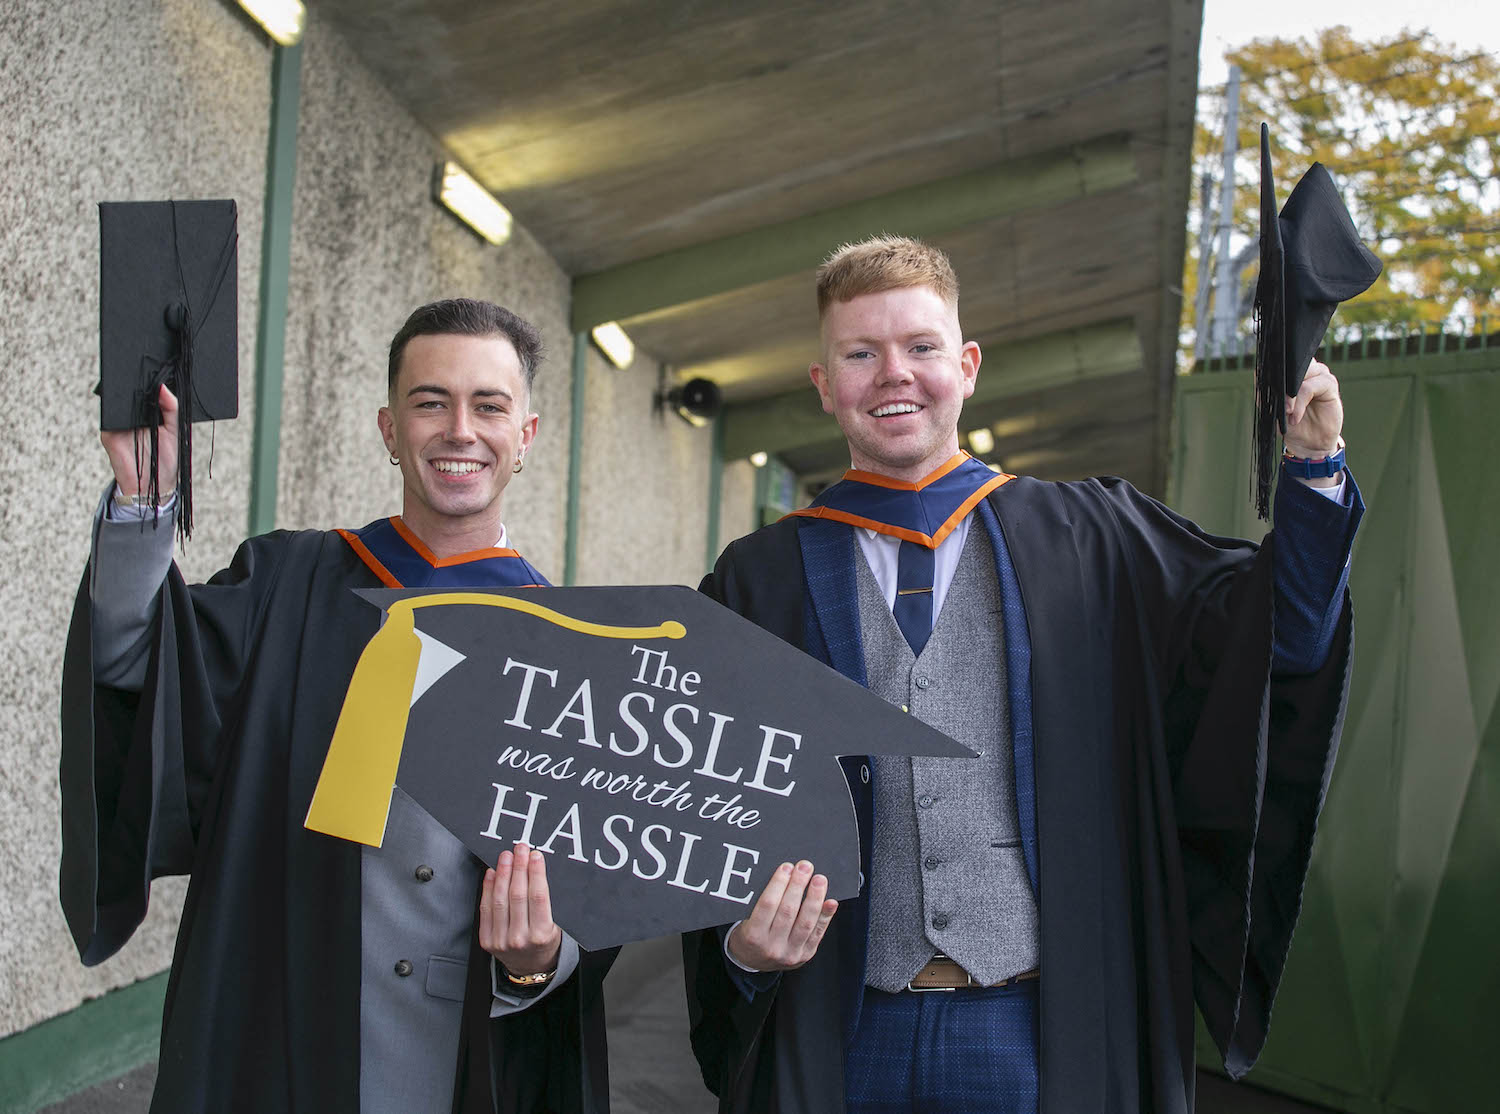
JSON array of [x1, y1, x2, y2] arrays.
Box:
[[387, 298, 544, 396]]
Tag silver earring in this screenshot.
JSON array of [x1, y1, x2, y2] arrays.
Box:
[[389, 454, 400, 466]]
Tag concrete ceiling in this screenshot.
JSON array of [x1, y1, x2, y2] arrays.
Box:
[[321, 0, 1202, 495]]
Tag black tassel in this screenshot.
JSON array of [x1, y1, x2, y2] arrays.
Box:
[[1251, 285, 1282, 521], [135, 357, 168, 536], [172, 303, 194, 544], [163, 201, 199, 544]]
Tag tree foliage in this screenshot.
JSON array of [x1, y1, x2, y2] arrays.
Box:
[[1185, 27, 1499, 361]]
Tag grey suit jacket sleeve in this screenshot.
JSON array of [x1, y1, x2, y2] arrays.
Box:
[[489, 934, 582, 1016], [88, 484, 176, 691]]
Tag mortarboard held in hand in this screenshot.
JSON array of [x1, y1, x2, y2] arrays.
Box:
[[1252, 123, 1381, 519], [99, 200, 238, 541]]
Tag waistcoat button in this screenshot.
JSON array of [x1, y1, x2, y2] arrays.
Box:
[[414, 864, 434, 883], [394, 959, 414, 977], [931, 913, 949, 931]]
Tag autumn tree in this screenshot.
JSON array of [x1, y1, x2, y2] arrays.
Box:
[[1185, 27, 1499, 362]]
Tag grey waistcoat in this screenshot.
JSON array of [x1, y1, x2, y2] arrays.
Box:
[[859, 525, 1040, 991], [360, 787, 479, 1112]]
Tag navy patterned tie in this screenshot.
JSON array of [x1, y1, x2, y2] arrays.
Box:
[[893, 540, 935, 654]]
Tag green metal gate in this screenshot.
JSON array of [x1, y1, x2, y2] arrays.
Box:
[[1171, 330, 1500, 1114]]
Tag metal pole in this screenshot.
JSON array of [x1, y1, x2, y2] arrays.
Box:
[[1209, 65, 1242, 358], [1192, 169, 1216, 363]]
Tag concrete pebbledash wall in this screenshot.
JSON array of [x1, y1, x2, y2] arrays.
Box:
[[0, 0, 270, 1040], [574, 346, 723, 588], [0, 0, 750, 1048], [274, 15, 575, 565]]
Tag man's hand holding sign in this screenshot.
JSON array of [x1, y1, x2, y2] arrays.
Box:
[[480, 842, 563, 981], [727, 860, 838, 972]]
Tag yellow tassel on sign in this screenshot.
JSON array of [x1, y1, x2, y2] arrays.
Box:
[[305, 591, 687, 847], [305, 604, 422, 846]]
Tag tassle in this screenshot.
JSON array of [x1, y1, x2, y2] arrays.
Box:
[[1251, 294, 1281, 521], [134, 355, 171, 535], [168, 299, 194, 544], [305, 603, 423, 846]]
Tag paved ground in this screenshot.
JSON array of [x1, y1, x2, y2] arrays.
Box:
[[41, 938, 1333, 1113], [42, 935, 714, 1114]]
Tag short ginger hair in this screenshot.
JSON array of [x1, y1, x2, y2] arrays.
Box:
[[815, 235, 960, 318]]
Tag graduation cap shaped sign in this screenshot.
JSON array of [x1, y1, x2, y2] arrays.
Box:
[[306, 586, 975, 949]]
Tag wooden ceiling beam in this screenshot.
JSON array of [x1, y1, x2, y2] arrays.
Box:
[[570, 133, 1138, 332], [720, 317, 1143, 461]]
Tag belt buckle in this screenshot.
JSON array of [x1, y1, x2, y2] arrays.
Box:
[[906, 980, 958, 993], [905, 961, 973, 993]]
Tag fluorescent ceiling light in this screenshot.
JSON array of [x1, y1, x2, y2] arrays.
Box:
[[966, 427, 996, 456], [239, 0, 305, 45], [591, 322, 635, 369], [433, 161, 513, 246], [749, 451, 769, 468]]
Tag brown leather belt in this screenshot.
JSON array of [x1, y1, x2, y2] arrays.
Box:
[[906, 956, 1040, 992]]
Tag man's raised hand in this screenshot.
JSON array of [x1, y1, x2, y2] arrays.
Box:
[[101, 382, 179, 498], [1285, 359, 1343, 459], [479, 842, 563, 977], [726, 860, 838, 972]]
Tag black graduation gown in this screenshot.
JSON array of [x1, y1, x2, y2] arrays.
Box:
[[59, 527, 614, 1114], [683, 475, 1353, 1114]]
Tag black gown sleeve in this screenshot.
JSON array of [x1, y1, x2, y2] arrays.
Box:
[[59, 534, 291, 965], [1089, 478, 1353, 1076]]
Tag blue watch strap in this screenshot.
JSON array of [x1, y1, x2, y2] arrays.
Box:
[[1282, 444, 1346, 478]]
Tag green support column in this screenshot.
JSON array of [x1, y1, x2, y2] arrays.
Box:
[[249, 42, 303, 536], [563, 332, 587, 585], [704, 412, 723, 573]]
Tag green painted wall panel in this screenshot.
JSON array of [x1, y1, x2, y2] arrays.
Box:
[[1425, 374, 1500, 733], [1174, 340, 1500, 1113], [1170, 385, 1249, 539]]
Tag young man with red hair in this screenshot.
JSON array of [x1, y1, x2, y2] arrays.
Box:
[[686, 236, 1360, 1114]]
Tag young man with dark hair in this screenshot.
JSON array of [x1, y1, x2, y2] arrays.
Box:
[[61, 299, 612, 1113], [685, 237, 1361, 1114]]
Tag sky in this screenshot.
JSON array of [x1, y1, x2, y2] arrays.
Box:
[[1199, 0, 1500, 87]]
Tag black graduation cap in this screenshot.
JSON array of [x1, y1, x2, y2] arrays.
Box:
[[1252, 124, 1381, 518], [99, 200, 239, 541], [305, 585, 977, 949]]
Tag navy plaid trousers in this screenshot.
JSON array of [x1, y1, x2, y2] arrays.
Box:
[[844, 981, 1039, 1113]]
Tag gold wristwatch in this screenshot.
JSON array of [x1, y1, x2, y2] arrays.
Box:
[[504, 966, 556, 987]]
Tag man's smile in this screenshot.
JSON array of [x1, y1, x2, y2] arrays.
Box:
[[870, 402, 924, 418], [429, 459, 488, 475]]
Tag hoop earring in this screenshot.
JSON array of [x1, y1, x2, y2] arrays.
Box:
[[389, 454, 400, 466], [512, 457, 525, 474]]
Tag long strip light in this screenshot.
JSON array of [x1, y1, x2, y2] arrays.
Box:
[[591, 322, 636, 369], [433, 161, 513, 246], [238, 0, 305, 46]]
